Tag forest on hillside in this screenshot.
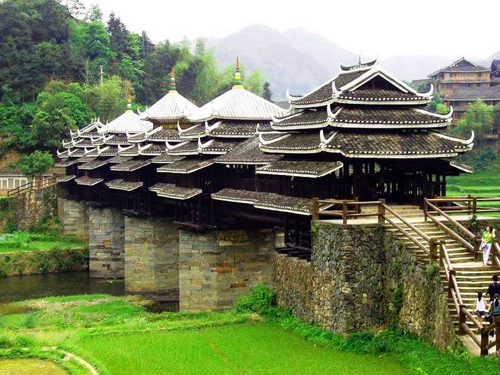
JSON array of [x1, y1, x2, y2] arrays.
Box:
[[0, 0, 270, 158]]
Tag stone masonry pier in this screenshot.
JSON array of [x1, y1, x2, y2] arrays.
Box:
[[179, 229, 275, 311], [88, 206, 125, 279], [124, 216, 179, 301]]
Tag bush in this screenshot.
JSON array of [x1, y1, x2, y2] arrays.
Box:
[[235, 283, 277, 316]]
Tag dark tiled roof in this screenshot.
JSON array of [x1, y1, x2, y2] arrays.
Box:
[[332, 107, 449, 126], [337, 89, 428, 102], [118, 145, 139, 156], [150, 154, 184, 164], [75, 156, 97, 164], [260, 133, 323, 153], [0, 169, 24, 177], [140, 144, 165, 155], [55, 159, 80, 168], [291, 71, 367, 106], [78, 159, 109, 171], [215, 137, 282, 165], [273, 110, 329, 129], [56, 175, 76, 183], [74, 176, 103, 186], [167, 141, 199, 156], [69, 149, 85, 158], [100, 146, 119, 157], [107, 156, 133, 164], [157, 158, 214, 174], [325, 130, 472, 157], [179, 124, 205, 139], [209, 121, 258, 138], [106, 134, 130, 145], [429, 58, 489, 77], [79, 131, 100, 138], [256, 160, 343, 178], [212, 188, 328, 216], [110, 159, 152, 172], [445, 86, 500, 101], [73, 138, 93, 147], [148, 128, 181, 142], [201, 139, 239, 155], [262, 130, 472, 158], [127, 132, 146, 142], [105, 179, 143, 192], [149, 183, 202, 200]]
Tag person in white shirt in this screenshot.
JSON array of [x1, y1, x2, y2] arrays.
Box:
[[475, 291, 487, 327]]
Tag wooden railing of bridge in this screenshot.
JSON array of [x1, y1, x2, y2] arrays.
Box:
[[311, 196, 500, 356], [6, 176, 57, 198]]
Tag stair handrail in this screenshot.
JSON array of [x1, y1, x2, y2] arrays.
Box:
[[440, 241, 499, 356], [424, 199, 478, 257], [493, 241, 500, 268]]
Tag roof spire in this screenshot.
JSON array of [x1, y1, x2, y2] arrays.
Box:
[[127, 92, 132, 110], [169, 66, 177, 93], [358, 55, 362, 65], [233, 57, 243, 89]]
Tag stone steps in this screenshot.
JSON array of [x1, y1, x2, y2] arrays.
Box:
[[386, 215, 500, 351]]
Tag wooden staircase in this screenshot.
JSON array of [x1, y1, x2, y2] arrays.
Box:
[[385, 205, 500, 355], [313, 196, 500, 355]]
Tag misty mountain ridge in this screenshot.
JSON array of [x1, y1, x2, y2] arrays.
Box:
[[204, 25, 498, 100]]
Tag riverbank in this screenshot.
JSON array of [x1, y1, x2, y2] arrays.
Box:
[[0, 245, 88, 277]]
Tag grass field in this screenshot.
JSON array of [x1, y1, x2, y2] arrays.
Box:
[[77, 325, 404, 375], [0, 231, 85, 253], [447, 167, 500, 217], [1, 293, 500, 374]]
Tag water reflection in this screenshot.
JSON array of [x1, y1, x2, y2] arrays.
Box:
[[0, 272, 125, 303]]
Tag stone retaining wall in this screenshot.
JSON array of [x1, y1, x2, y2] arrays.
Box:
[[179, 229, 274, 311], [88, 206, 124, 279], [124, 216, 179, 301], [273, 222, 457, 350]]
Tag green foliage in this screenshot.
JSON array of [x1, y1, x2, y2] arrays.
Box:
[[18, 151, 54, 177], [393, 286, 403, 316], [235, 283, 279, 316], [427, 92, 444, 112], [451, 99, 496, 145]]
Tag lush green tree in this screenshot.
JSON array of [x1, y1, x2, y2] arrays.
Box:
[[85, 4, 103, 22], [18, 150, 54, 178], [428, 92, 444, 112], [29, 109, 76, 149]]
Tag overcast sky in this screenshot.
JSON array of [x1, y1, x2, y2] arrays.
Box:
[[80, 0, 497, 60]]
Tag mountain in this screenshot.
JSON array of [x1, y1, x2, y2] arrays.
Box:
[[205, 25, 498, 99], [206, 25, 358, 100], [381, 55, 453, 81]]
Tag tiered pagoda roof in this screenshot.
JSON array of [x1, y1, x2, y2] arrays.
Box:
[[147, 57, 288, 201], [140, 67, 199, 123], [257, 59, 473, 162]]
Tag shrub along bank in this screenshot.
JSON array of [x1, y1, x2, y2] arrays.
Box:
[[0, 238, 89, 277]]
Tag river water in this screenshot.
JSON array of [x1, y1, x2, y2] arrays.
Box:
[[0, 272, 125, 303]]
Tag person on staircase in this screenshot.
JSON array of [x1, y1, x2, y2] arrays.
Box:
[[480, 225, 496, 266], [475, 291, 487, 328], [487, 274, 500, 302], [490, 294, 500, 330]]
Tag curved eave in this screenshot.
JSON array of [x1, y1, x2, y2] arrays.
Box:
[[259, 145, 321, 154], [328, 121, 449, 130], [334, 98, 431, 105], [252, 204, 311, 216]]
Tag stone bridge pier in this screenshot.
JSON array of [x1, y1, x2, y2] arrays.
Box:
[[124, 216, 179, 302], [58, 199, 276, 309], [88, 206, 125, 279]]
